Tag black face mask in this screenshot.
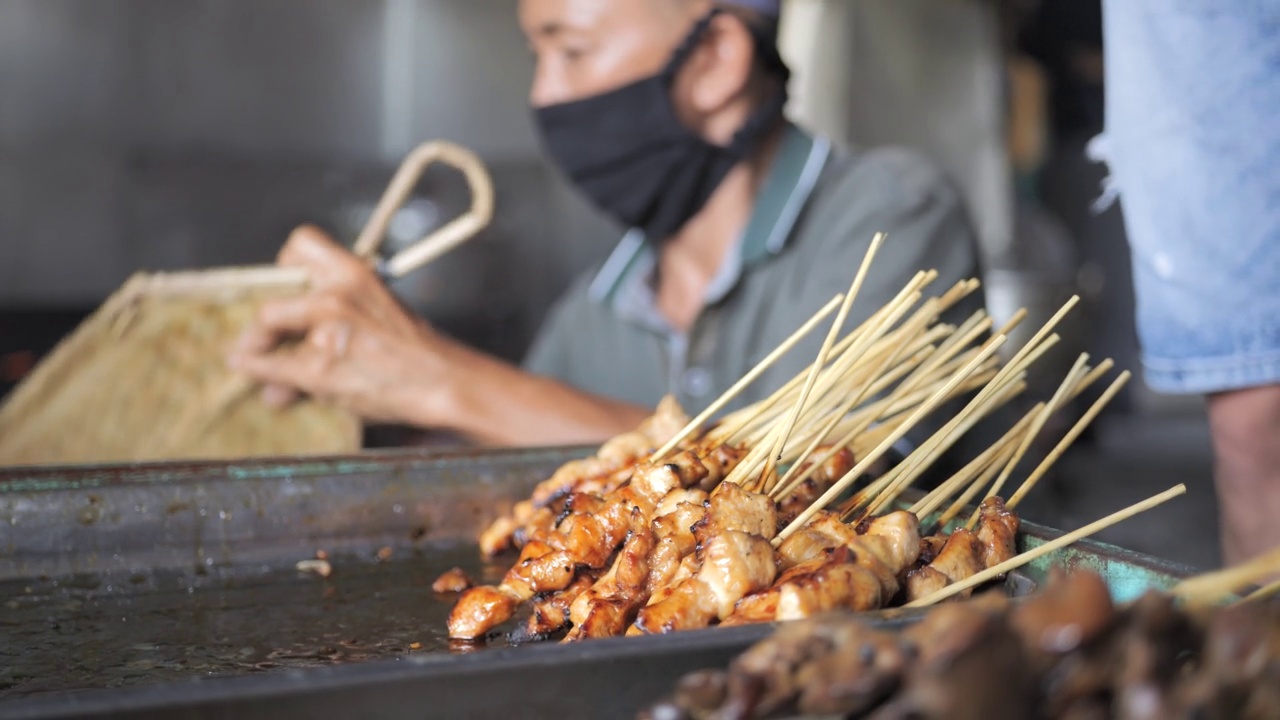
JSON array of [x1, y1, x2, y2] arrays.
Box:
[[533, 10, 789, 243]]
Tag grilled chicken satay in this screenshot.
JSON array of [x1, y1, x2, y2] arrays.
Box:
[[974, 496, 1019, 567], [776, 548, 888, 620], [632, 530, 778, 634], [522, 572, 597, 638], [478, 397, 690, 557], [450, 451, 715, 639], [563, 508, 656, 641], [776, 446, 856, 525], [904, 497, 1021, 602], [448, 538, 580, 639], [724, 511, 923, 626], [904, 529, 987, 601], [631, 482, 780, 634]]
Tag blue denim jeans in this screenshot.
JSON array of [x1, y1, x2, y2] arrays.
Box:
[[1099, 1, 1280, 394]]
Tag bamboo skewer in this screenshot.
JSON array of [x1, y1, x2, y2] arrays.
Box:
[[650, 294, 845, 462], [923, 358, 1117, 526], [924, 440, 1020, 526], [1174, 546, 1280, 609], [732, 294, 934, 449], [863, 373, 1026, 517], [760, 233, 887, 488], [866, 373, 1029, 517], [964, 354, 1091, 530], [909, 406, 1040, 518], [774, 336, 1008, 545], [1243, 579, 1280, 603], [714, 273, 968, 445], [775, 351, 1003, 502], [905, 483, 1188, 608], [1006, 370, 1131, 510], [967, 296, 1079, 412], [766, 299, 944, 496]]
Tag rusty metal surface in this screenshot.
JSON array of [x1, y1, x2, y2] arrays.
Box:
[[0, 446, 1198, 717]]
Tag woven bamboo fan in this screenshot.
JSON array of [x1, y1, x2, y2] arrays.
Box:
[[0, 141, 494, 466]]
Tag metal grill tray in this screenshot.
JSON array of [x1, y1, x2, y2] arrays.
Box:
[[0, 447, 1197, 719]]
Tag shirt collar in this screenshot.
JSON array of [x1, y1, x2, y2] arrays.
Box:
[[588, 124, 832, 308]]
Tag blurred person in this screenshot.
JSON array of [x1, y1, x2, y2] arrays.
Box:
[[230, 0, 980, 446], [1099, 2, 1280, 563]]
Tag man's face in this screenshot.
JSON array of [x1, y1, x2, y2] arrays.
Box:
[[519, 0, 705, 108]]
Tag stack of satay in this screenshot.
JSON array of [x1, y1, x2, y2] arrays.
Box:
[[643, 555, 1280, 719], [443, 236, 1187, 643]]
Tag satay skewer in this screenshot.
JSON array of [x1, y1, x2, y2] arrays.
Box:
[[930, 359, 1117, 526], [770, 317, 1008, 501], [716, 272, 962, 445], [1243, 579, 1280, 603], [775, 336, 1008, 545], [963, 353, 1092, 529], [923, 440, 1020, 525], [1174, 546, 1280, 609], [763, 300, 946, 495], [760, 233, 887, 487], [865, 375, 1028, 517], [905, 483, 1188, 607], [909, 409, 1038, 519], [1006, 367, 1128, 510], [650, 293, 847, 462]]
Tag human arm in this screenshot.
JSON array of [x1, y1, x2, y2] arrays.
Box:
[[228, 226, 650, 446]]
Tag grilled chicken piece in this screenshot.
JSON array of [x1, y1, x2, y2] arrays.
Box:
[[527, 396, 688, 507], [905, 529, 987, 602], [720, 590, 781, 627], [448, 540, 579, 639], [974, 496, 1020, 568], [565, 509, 656, 641], [631, 450, 709, 503], [503, 540, 577, 597], [447, 585, 521, 640], [646, 497, 707, 595], [478, 516, 520, 557], [776, 524, 845, 569], [431, 567, 474, 593], [694, 481, 779, 546], [860, 511, 924, 572], [694, 441, 749, 491], [721, 615, 901, 719], [1011, 570, 1114, 656], [794, 622, 911, 716], [529, 457, 614, 509], [776, 551, 886, 621], [723, 556, 835, 626], [777, 446, 856, 524], [524, 573, 596, 637], [633, 531, 777, 634]]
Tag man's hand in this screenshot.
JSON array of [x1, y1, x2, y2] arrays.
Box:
[[228, 225, 457, 426]]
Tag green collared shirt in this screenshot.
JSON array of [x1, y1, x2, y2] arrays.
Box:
[[524, 124, 981, 416]]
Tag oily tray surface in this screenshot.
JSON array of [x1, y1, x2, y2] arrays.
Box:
[[0, 542, 507, 698]]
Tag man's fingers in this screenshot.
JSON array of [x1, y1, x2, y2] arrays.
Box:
[[261, 383, 301, 409], [230, 345, 326, 396], [253, 294, 343, 339], [279, 224, 372, 289]]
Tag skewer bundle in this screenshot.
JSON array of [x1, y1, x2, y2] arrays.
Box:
[[644, 553, 1280, 720], [445, 237, 1187, 643]]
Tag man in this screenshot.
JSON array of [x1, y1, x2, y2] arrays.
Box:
[[230, 0, 979, 446], [1100, 2, 1280, 564]]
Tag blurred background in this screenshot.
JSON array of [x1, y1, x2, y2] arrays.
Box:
[[0, 0, 1217, 566]]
